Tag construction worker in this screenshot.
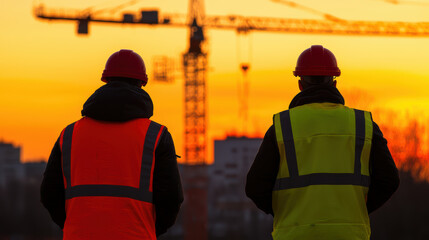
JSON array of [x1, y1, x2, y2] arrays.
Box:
[[245, 45, 399, 240], [40, 49, 183, 239]]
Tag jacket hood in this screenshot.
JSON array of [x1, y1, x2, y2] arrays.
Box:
[[81, 81, 153, 122], [289, 85, 345, 109]]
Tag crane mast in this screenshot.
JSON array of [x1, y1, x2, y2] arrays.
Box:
[[183, 0, 207, 166], [182, 0, 208, 239]]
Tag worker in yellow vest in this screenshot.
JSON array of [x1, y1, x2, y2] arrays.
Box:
[[246, 45, 399, 240]]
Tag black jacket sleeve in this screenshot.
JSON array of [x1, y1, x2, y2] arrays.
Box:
[[40, 136, 66, 229], [366, 122, 400, 214], [245, 125, 278, 215], [153, 128, 184, 236]]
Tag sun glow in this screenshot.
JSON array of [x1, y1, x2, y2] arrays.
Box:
[[1, 0, 429, 176]]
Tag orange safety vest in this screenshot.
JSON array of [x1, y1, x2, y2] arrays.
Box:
[[60, 117, 165, 240]]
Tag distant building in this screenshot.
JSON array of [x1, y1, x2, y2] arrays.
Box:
[[24, 161, 47, 184], [0, 142, 24, 188], [0, 142, 46, 186], [0, 141, 21, 164], [0, 142, 59, 238], [209, 136, 273, 240]]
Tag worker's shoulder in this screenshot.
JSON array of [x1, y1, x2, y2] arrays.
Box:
[[59, 119, 79, 134], [148, 119, 174, 141], [148, 119, 163, 126], [148, 119, 170, 132], [272, 103, 373, 114], [344, 105, 372, 113], [60, 117, 171, 132], [296, 103, 373, 116], [271, 104, 374, 126]]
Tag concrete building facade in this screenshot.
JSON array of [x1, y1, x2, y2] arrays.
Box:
[[209, 136, 272, 240], [0, 142, 24, 188]]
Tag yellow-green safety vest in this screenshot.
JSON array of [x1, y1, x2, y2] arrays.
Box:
[[272, 103, 373, 240]]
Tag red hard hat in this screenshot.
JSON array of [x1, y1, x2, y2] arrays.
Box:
[[101, 49, 148, 86], [293, 45, 341, 77]]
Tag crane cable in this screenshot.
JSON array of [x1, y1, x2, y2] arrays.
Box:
[[80, 0, 141, 16]]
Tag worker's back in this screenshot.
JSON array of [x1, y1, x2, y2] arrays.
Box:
[[60, 117, 164, 240], [272, 103, 372, 240], [41, 49, 183, 239], [245, 45, 399, 240]]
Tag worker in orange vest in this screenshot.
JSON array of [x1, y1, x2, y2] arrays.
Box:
[[246, 45, 399, 239], [41, 49, 183, 239]]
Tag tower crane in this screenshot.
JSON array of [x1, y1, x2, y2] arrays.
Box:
[[35, 3, 429, 36], [34, 1, 429, 239]]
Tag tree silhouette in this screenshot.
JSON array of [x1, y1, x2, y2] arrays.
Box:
[[370, 115, 429, 240]]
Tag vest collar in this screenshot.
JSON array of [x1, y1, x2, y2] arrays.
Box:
[[81, 81, 154, 122], [289, 85, 345, 109]]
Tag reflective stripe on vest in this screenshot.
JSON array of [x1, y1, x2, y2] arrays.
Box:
[[61, 120, 164, 202], [273, 108, 370, 190]]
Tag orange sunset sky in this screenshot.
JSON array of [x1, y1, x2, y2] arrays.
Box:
[[1, 0, 429, 163]]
